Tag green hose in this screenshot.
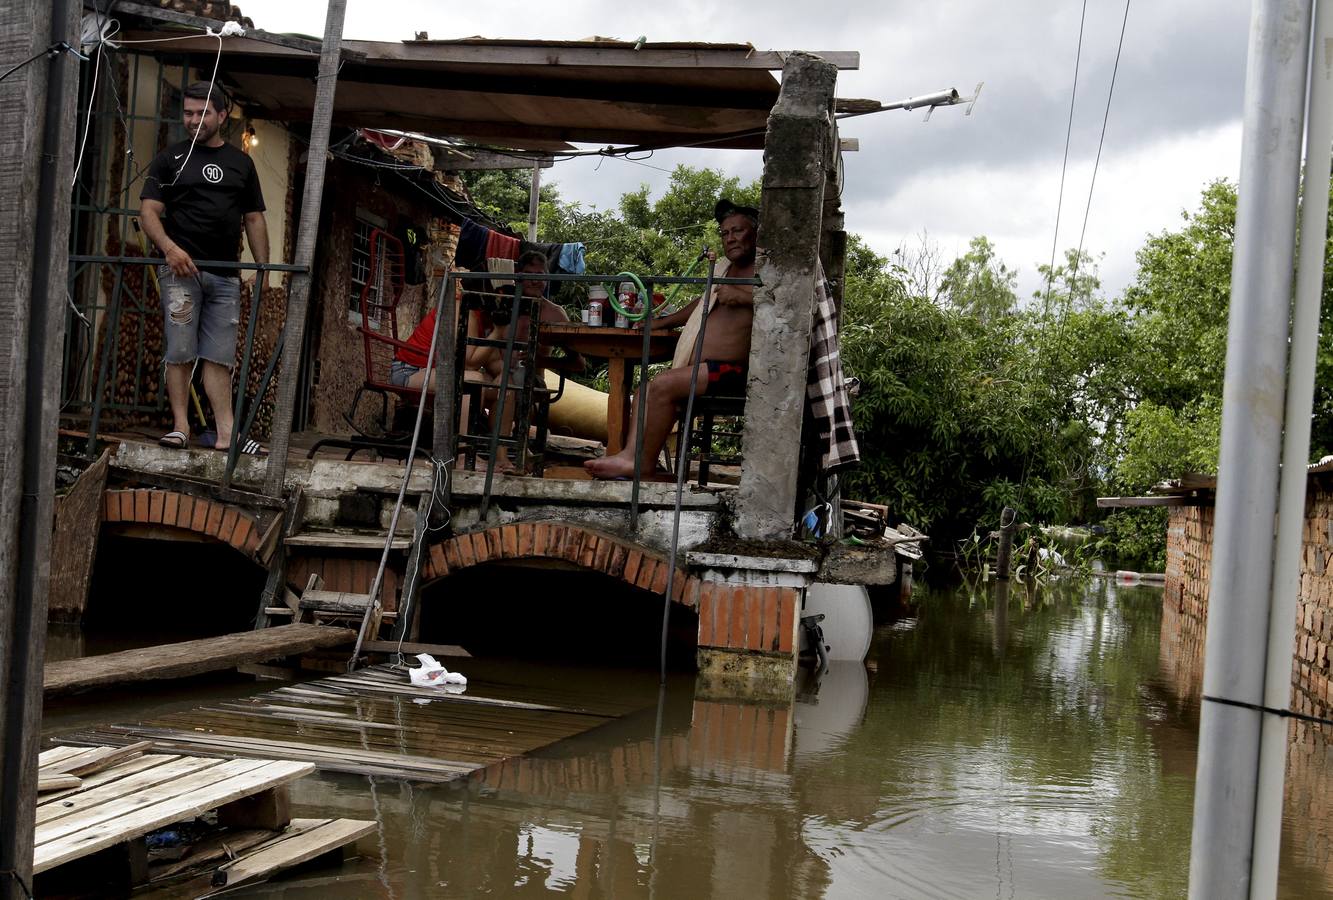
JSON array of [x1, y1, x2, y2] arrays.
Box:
[[605, 255, 705, 321]]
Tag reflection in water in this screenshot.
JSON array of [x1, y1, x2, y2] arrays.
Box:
[[50, 581, 1332, 898]]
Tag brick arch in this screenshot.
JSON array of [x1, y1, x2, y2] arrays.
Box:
[[102, 488, 264, 561], [420, 522, 702, 609]]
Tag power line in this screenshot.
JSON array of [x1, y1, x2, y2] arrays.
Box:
[[1042, 0, 1089, 315], [1072, 0, 1132, 282]]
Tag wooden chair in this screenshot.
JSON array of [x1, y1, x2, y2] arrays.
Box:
[[308, 228, 432, 461]]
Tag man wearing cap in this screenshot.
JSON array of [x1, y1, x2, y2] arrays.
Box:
[[585, 199, 757, 479]]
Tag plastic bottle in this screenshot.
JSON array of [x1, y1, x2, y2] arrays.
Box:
[[588, 286, 607, 327], [615, 282, 636, 329]]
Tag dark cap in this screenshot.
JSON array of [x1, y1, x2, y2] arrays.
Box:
[[714, 198, 759, 224]]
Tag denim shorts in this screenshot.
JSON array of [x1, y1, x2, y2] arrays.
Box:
[[390, 359, 420, 387], [159, 267, 241, 367]]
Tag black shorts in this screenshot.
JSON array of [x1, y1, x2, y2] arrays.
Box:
[[705, 360, 746, 395]]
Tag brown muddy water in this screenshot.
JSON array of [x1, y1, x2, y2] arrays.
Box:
[[42, 580, 1333, 899]]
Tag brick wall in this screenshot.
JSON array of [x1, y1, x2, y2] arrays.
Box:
[[1163, 487, 1331, 724]]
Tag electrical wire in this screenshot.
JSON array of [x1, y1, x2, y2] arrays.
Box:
[[70, 44, 103, 188], [1072, 0, 1132, 285], [1041, 0, 1089, 315], [0, 40, 84, 84]]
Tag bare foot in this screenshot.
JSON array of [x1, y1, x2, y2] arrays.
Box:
[[584, 453, 639, 479]]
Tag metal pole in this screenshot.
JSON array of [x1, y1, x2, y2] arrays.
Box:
[[527, 162, 540, 242], [1188, 3, 1313, 897], [223, 265, 264, 487], [1250, 3, 1333, 895], [263, 0, 347, 495]]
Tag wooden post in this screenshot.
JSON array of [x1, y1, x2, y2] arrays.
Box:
[[263, 0, 348, 495], [48, 451, 111, 623], [0, 0, 80, 896], [994, 506, 1017, 581], [736, 53, 838, 541]]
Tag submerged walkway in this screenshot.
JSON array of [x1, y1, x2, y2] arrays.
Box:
[[44, 624, 355, 697], [60, 665, 649, 782]]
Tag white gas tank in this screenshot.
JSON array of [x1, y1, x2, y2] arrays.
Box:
[[800, 582, 873, 662]]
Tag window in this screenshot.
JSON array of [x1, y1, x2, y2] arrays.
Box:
[[349, 212, 388, 324]]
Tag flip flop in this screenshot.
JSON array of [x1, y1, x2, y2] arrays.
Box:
[[158, 430, 188, 449], [212, 437, 269, 457]]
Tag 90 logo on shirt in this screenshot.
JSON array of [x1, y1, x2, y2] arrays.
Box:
[[202, 164, 224, 184]]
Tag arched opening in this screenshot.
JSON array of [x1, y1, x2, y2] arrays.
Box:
[[418, 561, 699, 670], [76, 530, 267, 653]]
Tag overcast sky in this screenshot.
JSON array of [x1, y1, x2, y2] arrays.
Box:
[[247, 0, 1251, 301]]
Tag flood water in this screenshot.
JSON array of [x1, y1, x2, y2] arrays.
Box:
[[43, 578, 1333, 899]]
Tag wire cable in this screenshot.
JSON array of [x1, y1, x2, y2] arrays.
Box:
[[1041, 0, 1089, 315], [1072, 0, 1132, 284]]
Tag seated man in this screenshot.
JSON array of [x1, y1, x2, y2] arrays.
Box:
[[585, 199, 757, 480]]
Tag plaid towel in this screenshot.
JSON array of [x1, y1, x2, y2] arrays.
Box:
[[807, 263, 860, 474]]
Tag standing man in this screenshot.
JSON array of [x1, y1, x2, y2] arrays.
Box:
[[140, 81, 268, 451]]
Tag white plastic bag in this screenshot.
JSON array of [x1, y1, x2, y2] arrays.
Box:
[[408, 653, 467, 688]]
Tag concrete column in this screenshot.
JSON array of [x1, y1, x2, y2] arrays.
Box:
[[737, 52, 838, 541]]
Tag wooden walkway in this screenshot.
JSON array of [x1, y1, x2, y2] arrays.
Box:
[[61, 664, 648, 782], [44, 624, 355, 697], [34, 744, 373, 894]]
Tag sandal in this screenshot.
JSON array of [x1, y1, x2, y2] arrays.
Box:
[[158, 430, 189, 449]]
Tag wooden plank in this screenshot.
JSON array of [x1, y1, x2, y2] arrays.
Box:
[[1096, 495, 1191, 508], [37, 775, 82, 793], [34, 760, 314, 873], [48, 449, 110, 622], [38, 746, 114, 777], [62, 741, 154, 778], [43, 625, 355, 696], [299, 590, 373, 613], [208, 818, 376, 890], [361, 640, 471, 658], [38, 745, 94, 768], [285, 531, 411, 550]]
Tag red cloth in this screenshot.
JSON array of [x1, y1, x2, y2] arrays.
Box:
[[485, 229, 520, 261], [395, 308, 437, 368]]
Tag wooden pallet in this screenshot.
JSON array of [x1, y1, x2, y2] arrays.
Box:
[[33, 745, 372, 893], [61, 664, 646, 782]]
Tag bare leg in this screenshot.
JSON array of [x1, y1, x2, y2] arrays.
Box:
[[199, 360, 235, 448], [585, 364, 707, 479], [164, 362, 193, 436]]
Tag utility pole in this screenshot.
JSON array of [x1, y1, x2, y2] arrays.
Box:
[[0, 0, 80, 896], [264, 0, 348, 494], [527, 161, 541, 241], [1187, 2, 1324, 898]]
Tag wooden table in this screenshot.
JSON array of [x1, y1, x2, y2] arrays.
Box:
[[543, 324, 678, 455]]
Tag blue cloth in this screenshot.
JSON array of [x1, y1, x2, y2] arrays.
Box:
[[558, 242, 586, 275]]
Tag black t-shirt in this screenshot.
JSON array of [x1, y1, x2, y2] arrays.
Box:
[[141, 139, 265, 275]]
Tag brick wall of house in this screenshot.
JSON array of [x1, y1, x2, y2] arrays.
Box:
[[1163, 486, 1331, 724]]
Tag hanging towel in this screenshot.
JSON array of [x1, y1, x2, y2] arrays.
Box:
[[807, 262, 860, 475], [485, 229, 521, 261], [456, 219, 489, 271]]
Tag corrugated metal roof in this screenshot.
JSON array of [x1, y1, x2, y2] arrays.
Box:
[[117, 31, 858, 151]]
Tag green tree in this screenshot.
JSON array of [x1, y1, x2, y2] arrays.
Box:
[[939, 236, 1018, 322]]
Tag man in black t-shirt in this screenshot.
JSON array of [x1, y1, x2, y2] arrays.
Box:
[[140, 81, 269, 452]]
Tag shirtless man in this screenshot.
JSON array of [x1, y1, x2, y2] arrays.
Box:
[[585, 198, 757, 479]]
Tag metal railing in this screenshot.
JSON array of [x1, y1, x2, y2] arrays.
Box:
[[439, 270, 759, 530], [70, 254, 306, 487]]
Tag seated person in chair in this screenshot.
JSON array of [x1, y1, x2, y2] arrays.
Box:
[[487, 250, 585, 470], [584, 198, 757, 480]]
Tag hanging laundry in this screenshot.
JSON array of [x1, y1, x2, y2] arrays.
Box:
[[520, 240, 563, 271], [397, 221, 430, 285], [485, 229, 521, 261], [456, 218, 489, 271], [558, 242, 586, 275]]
